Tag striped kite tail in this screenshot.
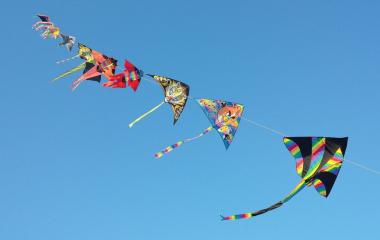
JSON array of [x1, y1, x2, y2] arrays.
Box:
[[222, 180, 307, 221], [155, 141, 185, 158], [154, 126, 213, 159], [221, 213, 255, 221]]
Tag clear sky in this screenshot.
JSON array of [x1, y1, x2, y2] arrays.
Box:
[[1, 0, 380, 239]]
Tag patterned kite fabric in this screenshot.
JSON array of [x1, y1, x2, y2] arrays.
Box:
[[319, 148, 343, 174], [196, 99, 244, 149], [313, 179, 327, 197], [305, 137, 326, 179], [283, 138, 303, 176], [154, 126, 213, 159]]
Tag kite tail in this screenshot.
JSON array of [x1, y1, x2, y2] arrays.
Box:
[[51, 62, 86, 82], [221, 180, 306, 221], [154, 141, 185, 158], [56, 54, 80, 64], [71, 78, 85, 91], [154, 126, 213, 158], [128, 101, 165, 128]]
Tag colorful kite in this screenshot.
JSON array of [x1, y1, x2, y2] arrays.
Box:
[[102, 59, 144, 89], [71, 49, 118, 91], [59, 34, 76, 51], [128, 75, 190, 128], [32, 14, 60, 39], [221, 136, 348, 220], [51, 43, 118, 91], [154, 98, 244, 158]]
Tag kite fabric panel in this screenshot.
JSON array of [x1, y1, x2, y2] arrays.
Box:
[[197, 99, 244, 149], [222, 136, 348, 221], [68, 47, 118, 91], [125, 60, 144, 91], [148, 74, 190, 124], [59, 34, 76, 51], [103, 59, 144, 89], [128, 74, 190, 128]]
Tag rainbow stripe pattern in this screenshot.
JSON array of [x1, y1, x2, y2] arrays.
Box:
[[222, 213, 253, 221], [222, 180, 307, 221], [222, 137, 348, 221], [155, 141, 184, 158], [313, 179, 327, 197], [154, 126, 213, 158], [284, 138, 304, 177], [305, 137, 326, 179]]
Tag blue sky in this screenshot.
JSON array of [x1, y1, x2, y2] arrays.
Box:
[[1, 0, 380, 239]]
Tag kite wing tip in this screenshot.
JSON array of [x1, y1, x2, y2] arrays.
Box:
[[128, 123, 134, 128], [220, 215, 226, 221]]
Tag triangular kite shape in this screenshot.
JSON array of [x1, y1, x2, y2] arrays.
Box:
[[148, 74, 190, 124], [197, 98, 244, 149]]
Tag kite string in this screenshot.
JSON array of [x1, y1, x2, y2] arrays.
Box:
[[241, 117, 286, 137], [241, 116, 380, 176], [344, 159, 380, 175]]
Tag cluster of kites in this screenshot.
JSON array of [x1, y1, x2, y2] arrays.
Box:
[[33, 14, 349, 221]]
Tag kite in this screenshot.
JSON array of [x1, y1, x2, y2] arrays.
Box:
[[32, 14, 60, 39], [102, 59, 144, 89], [128, 75, 190, 128], [154, 98, 244, 158], [221, 136, 348, 220], [52, 43, 118, 91], [71, 49, 118, 91], [59, 34, 76, 51]]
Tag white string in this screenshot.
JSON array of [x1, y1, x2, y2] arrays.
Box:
[[241, 117, 286, 137], [242, 116, 380, 176], [344, 159, 380, 176]]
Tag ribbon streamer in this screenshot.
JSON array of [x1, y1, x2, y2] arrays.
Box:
[[155, 126, 213, 158], [129, 101, 165, 128]]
